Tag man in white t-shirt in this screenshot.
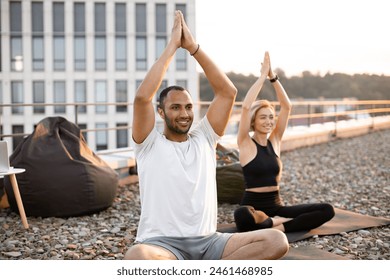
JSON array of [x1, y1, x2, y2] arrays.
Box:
[[124, 10, 289, 260]]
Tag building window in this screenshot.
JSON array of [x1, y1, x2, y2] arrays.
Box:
[[176, 48, 186, 70], [10, 2, 23, 72], [176, 4, 187, 71], [116, 80, 127, 113], [74, 81, 87, 114], [176, 80, 187, 89], [78, 123, 87, 142], [157, 81, 168, 96], [136, 4, 147, 70], [0, 82, 2, 114], [11, 37, 23, 71], [96, 123, 108, 151], [115, 3, 127, 71], [156, 37, 166, 59], [136, 37, 147, 70], [115, 37, 127, 70], [12, 125, 24, 150], [32, 2, 44, 71], [95, 81, 107, 113], [32, 37, 44, 71], [0, 1, 2, 72], [74, 3, 86, 71], [155, 4, 167, 59], [53, 2, 65, 71], [53, 2, 65, 32], [74, 3, 85, 32], [33, 81, 45, 114], [94, 3, 106, 71], [53, 37, 65, 70], [94, 37, 106, 70], [53, 81, 66, 114], [116, 123, 128, 148], [74, 37, 86, 71], [157, 80, 168, 105], [11, 81, 23, 115]]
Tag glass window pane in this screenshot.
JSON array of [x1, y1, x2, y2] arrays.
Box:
[[11, 37, 22, 57], [53, 37, 65, 70], [11, 37, 23, 71], [96, 123, 107, 150], [53, 2, 65, 33], [78, 124, 87, 142], [11, 81, 24, 114], [74, 37, 86, 70], [54, 81, 66, 113], [115, 37, 127, 70], [136, 37, 147, 70], [176, 48, 187, 71], [156, 4, 166, 33], [176, 4, 186, 18], [33, 81, 45, 114], [74, 3, 85, 33], [176, 80, 187, 89], [157, 80, 168, 105], [116, 123, 128, 148], [135, 4, 146, 33], [32, 2, 44, 32], [115, 3, 126, 33], [12, 125, 24, 150], [75, 81, 86, 113], [32, 37, 44, 71], [94, 3, 106, 33], [95, 81, 107, 113], [116, 80, 127, 112], [10, 2, 22, 32], [0, 82, 2, 114], [156, 37, 166, 60], [95, 37, 106, 70]]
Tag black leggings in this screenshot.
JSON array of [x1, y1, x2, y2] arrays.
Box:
[[240, 190, 335, 233]]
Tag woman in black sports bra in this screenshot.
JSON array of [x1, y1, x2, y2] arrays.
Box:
[[234, 52, 334, 233]]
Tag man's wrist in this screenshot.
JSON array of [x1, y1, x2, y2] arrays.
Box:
[[190, 44, 200, 56]]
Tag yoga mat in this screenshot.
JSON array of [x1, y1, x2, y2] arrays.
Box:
[[217, 208, 390, 243], [281, 246, 349, 260], [286, 208, 390, 243]]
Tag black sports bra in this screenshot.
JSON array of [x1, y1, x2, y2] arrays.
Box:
[[241, 139, 282, 188]]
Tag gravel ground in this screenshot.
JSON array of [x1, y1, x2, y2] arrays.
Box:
[[1, 129, 389, 260]]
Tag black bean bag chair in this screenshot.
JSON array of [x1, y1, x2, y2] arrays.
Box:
[[4, 117, 119, 217], [216, 143, 245, 204]]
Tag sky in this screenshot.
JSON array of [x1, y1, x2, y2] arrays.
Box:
[[195, 0, 390, 77]]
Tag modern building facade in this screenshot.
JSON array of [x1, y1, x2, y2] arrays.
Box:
[[0, 0, 198, 152]]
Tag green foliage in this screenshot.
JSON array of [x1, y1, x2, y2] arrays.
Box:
[[199, 71, 390, 101]]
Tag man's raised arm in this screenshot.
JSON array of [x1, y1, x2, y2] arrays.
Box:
[[132, 11, 182, 144]]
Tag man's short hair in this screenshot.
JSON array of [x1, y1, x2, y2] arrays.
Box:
[[158, 85, 187, 109]]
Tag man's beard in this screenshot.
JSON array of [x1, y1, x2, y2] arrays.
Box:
[[165, 116, 192, 135]]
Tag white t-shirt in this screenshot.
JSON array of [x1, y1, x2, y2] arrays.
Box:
[[134, 117, 220, 242]]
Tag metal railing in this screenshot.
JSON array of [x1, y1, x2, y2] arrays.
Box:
[[1, 99, 390, 151]]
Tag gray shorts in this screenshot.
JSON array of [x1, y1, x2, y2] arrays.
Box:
[[139, 232, 233, 260]]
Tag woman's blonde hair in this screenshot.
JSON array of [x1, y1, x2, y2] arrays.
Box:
[[250, 100, 275, 131]]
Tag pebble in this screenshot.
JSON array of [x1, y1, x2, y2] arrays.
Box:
[[0, 129, 389, 260]]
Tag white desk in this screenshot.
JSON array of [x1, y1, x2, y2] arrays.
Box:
[[0, 168, 29, 229]]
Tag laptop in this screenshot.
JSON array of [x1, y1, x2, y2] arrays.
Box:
[[0, 141, 12, 173]]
